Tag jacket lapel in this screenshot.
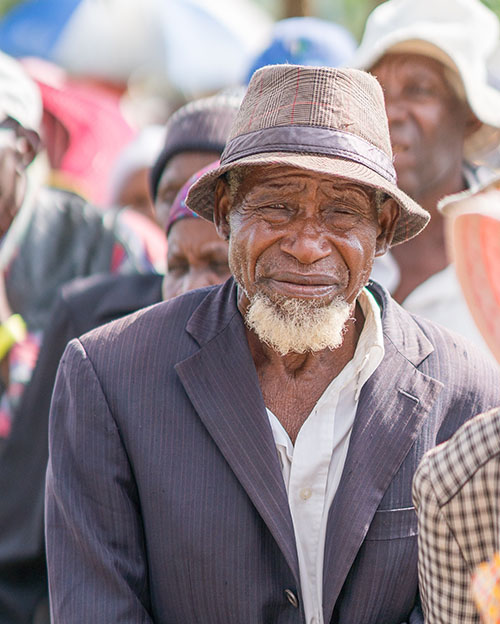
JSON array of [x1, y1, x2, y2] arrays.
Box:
[[322, 284, 444, 622], [175, 280, 300, 585]]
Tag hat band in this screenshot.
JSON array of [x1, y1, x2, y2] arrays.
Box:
[[221, 124, 396, 184]]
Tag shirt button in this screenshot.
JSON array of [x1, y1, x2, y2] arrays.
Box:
[[284, 588, 299, 608], [300, 487, 312, 500]]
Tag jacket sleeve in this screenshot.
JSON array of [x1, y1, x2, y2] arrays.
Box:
[[45, 339, 153, 623]]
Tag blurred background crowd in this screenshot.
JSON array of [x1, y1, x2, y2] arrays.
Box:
[[0, 0, 500, 623]]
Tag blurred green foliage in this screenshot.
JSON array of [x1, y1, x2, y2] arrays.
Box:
[[483, 0, 500, 15], [257, 0, 500, 40], [0, 0, 22, 18]]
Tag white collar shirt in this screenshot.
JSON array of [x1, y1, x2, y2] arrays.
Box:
[[266, 288, 385, 624]]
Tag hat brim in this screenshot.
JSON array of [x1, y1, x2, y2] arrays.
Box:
[[452, 211, 500, 364], [440, 178, 500, 364], [186, 152, 429, 246]]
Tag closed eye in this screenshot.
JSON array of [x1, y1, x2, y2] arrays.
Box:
[[254, 204, 292, 224]]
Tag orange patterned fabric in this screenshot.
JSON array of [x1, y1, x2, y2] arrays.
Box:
[[472, 553, 500, 623]]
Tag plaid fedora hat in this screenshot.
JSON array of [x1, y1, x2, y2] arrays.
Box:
[[439, 178, 500, 363], [186, 64, 429, 245]]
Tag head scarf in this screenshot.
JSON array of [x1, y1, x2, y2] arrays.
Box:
[[166, 160, 220, 236]]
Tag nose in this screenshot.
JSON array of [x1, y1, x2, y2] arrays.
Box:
[[280, 222, 331, 265]]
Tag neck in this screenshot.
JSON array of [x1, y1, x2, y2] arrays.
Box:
[[245, 302, 363, 378], [391, 167, 467, 303], [417, 168, 467, 215]]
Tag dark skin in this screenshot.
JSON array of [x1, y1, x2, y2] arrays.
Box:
[[155, 151, 220, 228], [163, 217, 230, 299], [371, 53, 481, 302], [0, 119, 39, 384], [115, 167, 157, 224], [215, 165, 399, 442], [0, 121, 38, 239]]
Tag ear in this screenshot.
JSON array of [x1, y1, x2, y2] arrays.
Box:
[[464, 110, 482, 139], [375, 197, 400, 256], [16, 129, 41, 168], [213, 177, 232, 240]]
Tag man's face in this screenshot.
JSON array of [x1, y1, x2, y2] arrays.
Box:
[[116, 167, 156, 223], [215, 165, 398, 313], [0, 122, 27, 238], [371, 53, 476, 201], [155, 151, 220, 228], [163, 217, 230, 300]]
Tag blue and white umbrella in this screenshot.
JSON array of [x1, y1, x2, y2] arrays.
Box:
[[0, 0, 272, 94]]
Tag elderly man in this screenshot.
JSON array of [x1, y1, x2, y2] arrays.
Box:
[[353, 0, 500, 350], [46, 65, 500, 624]]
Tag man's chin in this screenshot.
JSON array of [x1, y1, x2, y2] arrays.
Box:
[[244, 292, 352, 356]]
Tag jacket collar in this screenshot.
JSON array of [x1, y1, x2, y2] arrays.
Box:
[[176, 278, 301, 587], [322, 281, 442, 621], [177, 278, 442, 614]]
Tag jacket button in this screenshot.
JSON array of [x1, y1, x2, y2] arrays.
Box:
[[284, 588, 299, 608]]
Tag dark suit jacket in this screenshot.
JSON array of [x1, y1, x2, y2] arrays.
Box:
[[45, 279, 500, 624], [0, 273, 162, 624]]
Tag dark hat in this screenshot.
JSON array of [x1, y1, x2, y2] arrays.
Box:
[[150, 91, 242, 201], [187, 64, 430, 246]]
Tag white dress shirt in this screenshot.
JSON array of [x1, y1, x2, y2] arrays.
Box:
[[402, 264, 496, 362], [266, 288, 385, 624]]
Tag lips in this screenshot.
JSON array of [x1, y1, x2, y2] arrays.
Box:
[[263, 272, 343, 299]]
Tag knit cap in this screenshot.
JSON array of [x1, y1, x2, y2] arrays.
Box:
[[150, 90, 242, 201]]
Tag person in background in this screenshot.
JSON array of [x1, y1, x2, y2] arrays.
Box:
[[412, 177, 500, 623], [151, 90, 243, 228], [244, 16, 356, 83], [0, 50, 167, 447], [21, 56, 137, 207], [352, 0, 500, 353], [0, 89, 239, 622], [107, 125, 165, 224], [46, 64, 500, 624]]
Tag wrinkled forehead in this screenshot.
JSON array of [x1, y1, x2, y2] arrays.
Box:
[[229, 163, 376, 200]]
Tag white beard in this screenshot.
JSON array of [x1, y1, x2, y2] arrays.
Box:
[[244, 291, 352, 356]]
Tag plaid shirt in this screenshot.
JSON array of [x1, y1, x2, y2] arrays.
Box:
[[413, 407, 500, 624]]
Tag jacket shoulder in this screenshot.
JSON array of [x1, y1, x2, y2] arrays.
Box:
[[416, 407, 500, 507], [370, 280, 499, 377]]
